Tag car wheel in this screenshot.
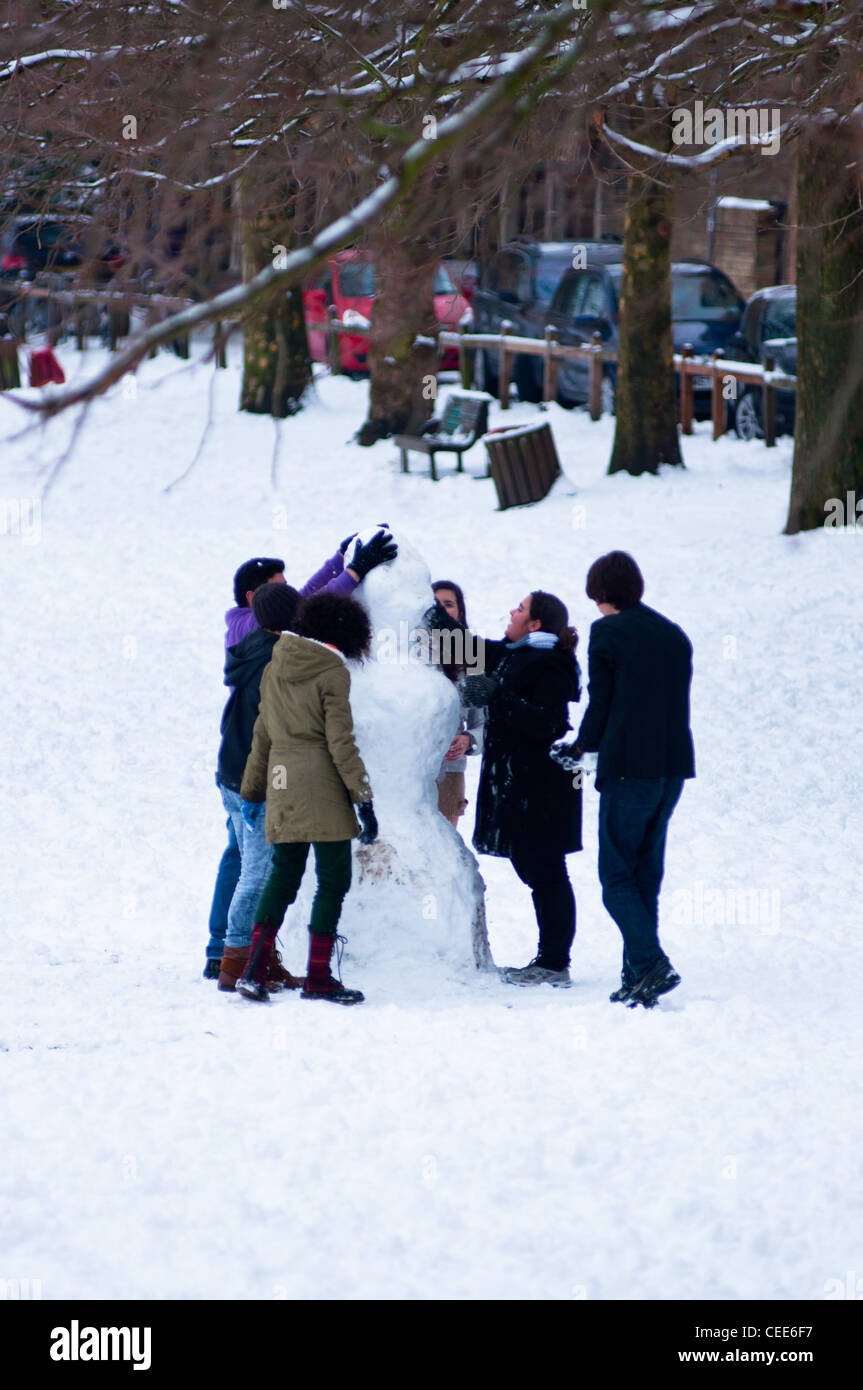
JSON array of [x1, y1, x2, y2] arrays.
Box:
[[473, 348, 498, 396], [514, 354, 542, 404], [734, 389, 763, 442]]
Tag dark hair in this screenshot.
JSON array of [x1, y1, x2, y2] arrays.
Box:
[[432, 580, 469, 682], [529, 591, 578, 655], [233, 557, 285, 608], [585, 551, 644, 609], [251, 582, 301, 633], [432, 580, 468, 627], [296, 593, 372, 660]]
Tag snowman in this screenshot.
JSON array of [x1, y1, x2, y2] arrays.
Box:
[[285, 526, 493, 984]]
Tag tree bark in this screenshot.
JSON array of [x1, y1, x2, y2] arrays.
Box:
[[608, 112, 682, 476], [240, 212, 311, 418], [357, 226, 438, 447], [785, 120, 863, 533]]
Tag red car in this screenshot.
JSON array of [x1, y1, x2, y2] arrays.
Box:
[[303, 250, 472, 373]]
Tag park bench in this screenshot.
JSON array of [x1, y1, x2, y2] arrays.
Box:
[[395, 390, 491, 481]]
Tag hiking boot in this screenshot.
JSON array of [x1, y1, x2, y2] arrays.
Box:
[[502, 959, 572, 988], [301, 930, 364, 1006], [609, 982, 633, 1003], [236, 976, 270, 1002], [218, 946, 250, 993], [626, 958, 681, 1009], [202, 959, 221, 981], [267, 945, 303, 992]]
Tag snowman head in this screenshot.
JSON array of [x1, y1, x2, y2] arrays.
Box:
[[346, 526, 435, 638]]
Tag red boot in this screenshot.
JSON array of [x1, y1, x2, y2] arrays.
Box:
[[301, 931, 364, 1005], [237, 922, 278, 1002]]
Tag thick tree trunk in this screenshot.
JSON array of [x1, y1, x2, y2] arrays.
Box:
[[785, 121, 863, 533], [609, 117, 682, 475], [240, 214, 311, 418], [357, 229, 438, 447]]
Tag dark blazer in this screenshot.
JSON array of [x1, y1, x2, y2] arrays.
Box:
[[575, 603, 694, 789], [473, 639, 582, 860]]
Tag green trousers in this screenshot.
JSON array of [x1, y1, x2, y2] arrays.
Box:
[[255, 840, 352, 936]]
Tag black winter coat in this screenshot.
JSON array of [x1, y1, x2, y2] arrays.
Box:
[[575, 602, 695, 789], [217, 627, 278, 792], [473, 640, 582, 860]]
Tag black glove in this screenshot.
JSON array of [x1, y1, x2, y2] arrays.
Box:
[[422, 599, 466, 633], [340, 523, 389, 555], [458, 674, 498, 707], [350, 529, 398, 579], [356, 801, 378, 845]]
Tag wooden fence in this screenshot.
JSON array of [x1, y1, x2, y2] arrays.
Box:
[[0, 285, 795, 447]]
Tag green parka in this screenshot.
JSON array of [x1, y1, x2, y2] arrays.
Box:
[[240, 633, 372, 843]]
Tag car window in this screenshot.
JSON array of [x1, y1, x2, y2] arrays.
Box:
[[551, 270, 581, 317], [535, 257, 570, 305], [338, 261, 375, 297], [762, 297, 796, 340], [579, 273, 607, 319], [433, 263, 455, 294], [672, 271, 741, 319]]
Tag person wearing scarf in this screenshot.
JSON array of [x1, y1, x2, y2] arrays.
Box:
[[457, 591, 582, 986]]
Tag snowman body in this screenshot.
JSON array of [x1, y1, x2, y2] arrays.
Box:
[[284, 528, 492, 981]]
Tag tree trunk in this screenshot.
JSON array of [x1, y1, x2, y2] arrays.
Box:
[[785, 120, 863, 533], [608, 115, 682, 475], [240, 214, 311, 418], [357, 229, 438, 447]]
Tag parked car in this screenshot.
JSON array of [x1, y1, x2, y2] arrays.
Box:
[[542, 256, 745, 416], [445, 258, 480, 302], [724, 285, 796, 440], [303, 251, 471, 374], [473, 238, 746, 415], [0, 214, 124, 280], [472, 238, 595, 401]]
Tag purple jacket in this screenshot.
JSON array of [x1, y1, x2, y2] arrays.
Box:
[[224, 550, 358, 649]]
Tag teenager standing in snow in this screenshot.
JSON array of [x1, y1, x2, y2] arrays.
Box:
[[237, 593, 378, 1005], [457, 591, 582, 986], [564, 552, 694, 1009], [431, 580, 484, 828], [203, 532, 396, 981]]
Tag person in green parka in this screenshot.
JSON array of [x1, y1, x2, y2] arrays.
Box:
[[237, 592, 377, 1005]]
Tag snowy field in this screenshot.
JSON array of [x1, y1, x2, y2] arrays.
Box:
[[1, 341, 861, 1301]]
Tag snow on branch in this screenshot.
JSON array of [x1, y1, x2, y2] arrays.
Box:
[[10, 0, 613, 421]]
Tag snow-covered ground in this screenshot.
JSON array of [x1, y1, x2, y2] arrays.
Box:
[[2, 343, 860, 1301]]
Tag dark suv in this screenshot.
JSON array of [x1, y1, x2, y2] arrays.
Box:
[[725, 285, 796, 440], [472, 239, 597, 401], [475, 238, 745, 416], [542, 256, 745, 416]]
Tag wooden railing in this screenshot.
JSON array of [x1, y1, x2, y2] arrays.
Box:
[[0, 284, 796, 446]]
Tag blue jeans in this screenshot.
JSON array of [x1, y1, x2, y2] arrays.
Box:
[[218, 782, 274, 949], [205, 805, 241, 961], [598, 777, 684, 982]]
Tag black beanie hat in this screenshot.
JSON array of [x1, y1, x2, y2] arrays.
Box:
[[233, 557, 285, 607], [251, 582, 301, 633]]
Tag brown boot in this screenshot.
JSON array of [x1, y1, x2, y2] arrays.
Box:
[[267, 944, 304, 991], [218, 946, 249, 992]]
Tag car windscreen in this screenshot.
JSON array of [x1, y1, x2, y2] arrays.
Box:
[[763, 295, 796, 340], [339, 261, 454, 297], [338, 261, 375, 297], [671, 271, 742, 319], [536, 257, 572, 305]]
